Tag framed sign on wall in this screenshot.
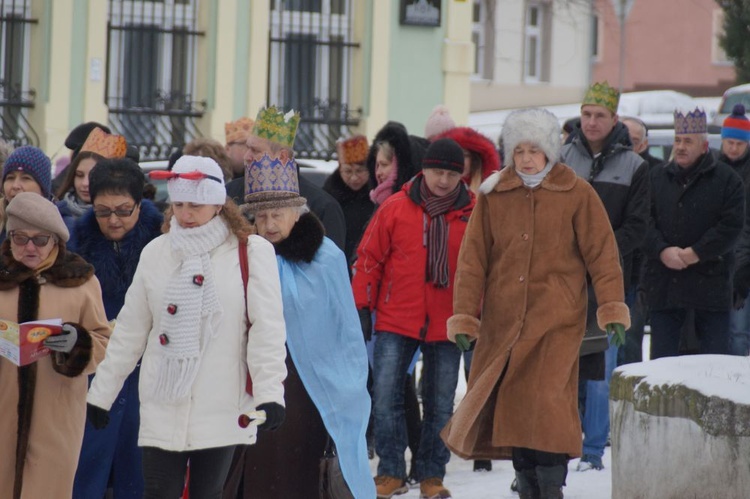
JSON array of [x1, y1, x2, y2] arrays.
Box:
[[400, 0, 441, 27]]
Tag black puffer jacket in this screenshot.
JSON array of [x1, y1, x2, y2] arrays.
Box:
[[323, 168, 374, 265]]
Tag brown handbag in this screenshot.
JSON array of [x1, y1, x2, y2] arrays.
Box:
[[319, 436, 354, 499]]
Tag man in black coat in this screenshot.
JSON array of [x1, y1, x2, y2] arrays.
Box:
[[643, 108, 745, 359], [224, 108, 346, 251], [715, 104, 750, 356]]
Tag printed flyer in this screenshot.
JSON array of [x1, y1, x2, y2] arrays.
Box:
[[0, 318, 63, 366]]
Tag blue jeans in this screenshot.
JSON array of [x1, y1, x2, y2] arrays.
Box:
[[650, 308, 730, 359], [373, 331, 461, 481], [729, 305, 750, 356], [578, 340, 618, 459]]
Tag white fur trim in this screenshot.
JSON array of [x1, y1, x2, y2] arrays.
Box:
[[502, 108, 562, 168], [479, 171, 501, 194]]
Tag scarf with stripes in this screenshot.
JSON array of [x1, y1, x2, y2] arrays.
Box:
[[419, 178, 460, 288]]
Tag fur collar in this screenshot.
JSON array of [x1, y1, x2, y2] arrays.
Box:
[[0, 242, 94, 290], [74, 199, 163, 318], [273, 212, 325, 263], [323, 169, 372, 204], [481, 162, 578, 194]]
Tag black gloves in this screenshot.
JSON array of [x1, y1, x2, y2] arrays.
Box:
[[87, 403, 110, 430], [358, 308, 372, 342], [256, 402, 285, 431]]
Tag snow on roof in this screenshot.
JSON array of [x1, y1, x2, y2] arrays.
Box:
[[615, 355, 750, 405]]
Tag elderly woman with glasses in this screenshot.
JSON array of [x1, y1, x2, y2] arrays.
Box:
[[86, 156, 287, 498], [71, 158, 163, 499], [0, 192, 111, 498]]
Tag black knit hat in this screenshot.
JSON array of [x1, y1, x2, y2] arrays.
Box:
[[421, 138, 464, 174]]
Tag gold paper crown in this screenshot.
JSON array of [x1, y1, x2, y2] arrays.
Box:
[[80, 128, 127, 159], [582, 81, 620, 114], [336, 135, 369, 165], [251, 106, 301, 148], [674, 108, 707, 135], [225, 117, 255, 145]]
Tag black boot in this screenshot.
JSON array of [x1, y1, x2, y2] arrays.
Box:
[[473, 459, 492, 472], [514, 469, 540, 499], [535, 464, 566, 499]]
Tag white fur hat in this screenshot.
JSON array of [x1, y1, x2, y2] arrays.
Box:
[[501, 108, 561, 168], [168, 155, 227, 205]]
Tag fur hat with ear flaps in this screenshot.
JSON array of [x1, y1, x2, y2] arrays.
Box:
[[501, 108, 561, 169]]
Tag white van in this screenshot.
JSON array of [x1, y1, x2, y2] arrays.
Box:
[[711, 83, 750, 129]]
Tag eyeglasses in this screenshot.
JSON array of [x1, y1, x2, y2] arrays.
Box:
[[93, 206, 138, 218], [9, 231, 53, 247], [227, 141, 248, 147]]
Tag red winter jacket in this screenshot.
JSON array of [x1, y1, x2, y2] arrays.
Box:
[[352, 174, 476, 342]]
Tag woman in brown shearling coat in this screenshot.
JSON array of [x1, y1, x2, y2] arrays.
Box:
[[441, 108, 629, 499], [0, 193, 110, 499]]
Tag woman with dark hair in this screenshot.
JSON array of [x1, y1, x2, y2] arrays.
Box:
[[0, 192, 111, 497], [72, 158, 163, 498], [86, 156, 287, 498], [56, 128, 128, 237]]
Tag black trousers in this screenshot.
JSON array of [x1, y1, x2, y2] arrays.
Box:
[[511, 447, 568, 471], [142, 445, 236, 499]]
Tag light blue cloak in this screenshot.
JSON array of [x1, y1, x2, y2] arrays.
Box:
[[277, 237, 375, 499]]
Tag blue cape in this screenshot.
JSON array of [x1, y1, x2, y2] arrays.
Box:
[[278, 237, 375, 499]]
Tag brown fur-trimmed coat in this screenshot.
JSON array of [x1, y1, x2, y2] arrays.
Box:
[[441, 163, 629, 460], [0, 242, 110, 499]]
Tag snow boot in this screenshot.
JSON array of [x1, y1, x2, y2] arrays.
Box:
[[419, 477, 452, 499], [514, 469, 540, 499], [473, 459, 492, 472], [535, 464, 566, 499], [374, 475, 408, 498]]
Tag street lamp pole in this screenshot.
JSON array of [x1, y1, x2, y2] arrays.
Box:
[[618, 0, 626, 93]]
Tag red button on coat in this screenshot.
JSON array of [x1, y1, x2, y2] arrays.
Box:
[[193, 275, 204, 286], [167, 304, 178, 315], [159, 334, 169, 345]]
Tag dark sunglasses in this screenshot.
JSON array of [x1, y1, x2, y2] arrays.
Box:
[[9, 231, 53, 247], [93, 205, 138, 218]]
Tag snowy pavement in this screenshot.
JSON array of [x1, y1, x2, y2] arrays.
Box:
[[369, 448, 613, 498]]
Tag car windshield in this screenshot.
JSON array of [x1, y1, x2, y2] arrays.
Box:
[[721, 93, 750, 113]]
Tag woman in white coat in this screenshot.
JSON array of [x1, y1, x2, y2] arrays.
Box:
[[87, 155, 287, 498]]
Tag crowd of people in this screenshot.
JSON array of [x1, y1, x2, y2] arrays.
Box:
[[0, 79, 748, 499]]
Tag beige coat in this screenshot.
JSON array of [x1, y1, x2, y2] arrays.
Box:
[[441, 163, 629, 460], [0, 246, 110, 499]]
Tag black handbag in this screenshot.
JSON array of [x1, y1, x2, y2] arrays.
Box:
[[319, 436, 354, 499]]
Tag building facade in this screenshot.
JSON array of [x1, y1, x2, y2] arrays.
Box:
[[470, 0, 594, 111], [0, 0, 473, 161], [591, 0, 735, 96]]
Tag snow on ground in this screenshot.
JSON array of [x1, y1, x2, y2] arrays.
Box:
[[369, 449, 613, 498]]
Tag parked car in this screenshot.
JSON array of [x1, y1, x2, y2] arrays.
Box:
[[646, 129, 722, 162], [297, 158, 338, 188], [140, 160, 170, 207], [618, 90, 701, 130], [710, 83, 750, 130]]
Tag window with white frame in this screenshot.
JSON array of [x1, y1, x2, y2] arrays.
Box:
[[472, 0, 484, 77], [524, 3, 542, 82]]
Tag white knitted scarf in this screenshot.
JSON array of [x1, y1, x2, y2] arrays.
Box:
[[150, 215, 228, 402]]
